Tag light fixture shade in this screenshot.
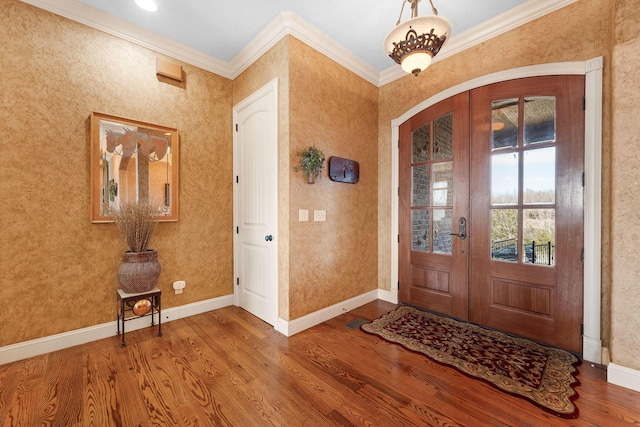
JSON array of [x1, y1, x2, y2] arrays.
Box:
[[400, 51, 432, 75], [384, 15, 452, 76]]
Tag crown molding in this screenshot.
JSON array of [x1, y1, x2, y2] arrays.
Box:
[[229, 12, 380, 86], [21, 0, 576, 88]]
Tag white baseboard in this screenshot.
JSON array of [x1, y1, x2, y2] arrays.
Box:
[[608, 363, 640, 393], [276, 290, 378, 336], [378, 288, 398, 304], [582, 335, 602, 364], [0, 294, 234, 366]]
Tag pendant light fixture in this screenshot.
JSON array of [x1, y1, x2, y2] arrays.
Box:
[[383, 0, 452, 76]]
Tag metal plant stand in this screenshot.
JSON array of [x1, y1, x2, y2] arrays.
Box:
[[117, 288, 162, 347]]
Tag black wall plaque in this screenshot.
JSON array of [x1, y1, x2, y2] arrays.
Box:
[[329, 156, 359, 184]]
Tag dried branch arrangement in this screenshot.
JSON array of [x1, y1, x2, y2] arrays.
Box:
[[110, 201, 158, 253]]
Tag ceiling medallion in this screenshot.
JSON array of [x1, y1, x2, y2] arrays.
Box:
[[384, 0, 452, 76]]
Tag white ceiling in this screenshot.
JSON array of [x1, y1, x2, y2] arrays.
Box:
[[24, 0, 575, 86]]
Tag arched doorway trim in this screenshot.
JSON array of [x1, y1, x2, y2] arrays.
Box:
[[387, 57, 603, 363]]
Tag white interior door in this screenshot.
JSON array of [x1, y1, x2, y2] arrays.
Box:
[[233, 79, 278, 326]]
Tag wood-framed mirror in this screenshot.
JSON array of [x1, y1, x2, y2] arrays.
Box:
[[90, 112, 179, 223]]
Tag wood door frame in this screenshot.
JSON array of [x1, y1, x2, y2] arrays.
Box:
[[387, 57, 603, 363]]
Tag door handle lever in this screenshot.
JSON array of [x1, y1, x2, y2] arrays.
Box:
[[449, 217, 467, 240]]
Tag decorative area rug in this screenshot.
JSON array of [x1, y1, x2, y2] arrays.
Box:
[[361, 306, 581, 418]]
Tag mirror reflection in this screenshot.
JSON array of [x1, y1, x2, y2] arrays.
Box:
[[91, 112, 179, 222]]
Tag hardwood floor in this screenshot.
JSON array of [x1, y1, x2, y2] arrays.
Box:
[[1, 300, 639, 426]]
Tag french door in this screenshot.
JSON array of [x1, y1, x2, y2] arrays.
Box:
[[399, 76, 585, 353], [398, 92, 470, 320]]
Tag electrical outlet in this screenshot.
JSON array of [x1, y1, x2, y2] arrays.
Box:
[[173, 280, 186, 295]]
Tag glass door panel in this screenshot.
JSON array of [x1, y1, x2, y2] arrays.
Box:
[[412, 164, 430, 206], [433, 114, 453, 159], [491, 153, 518, 205], [410, 115, 454, 254], [491, 98, 518, 150], [524, 96, 556, 145], [490, 209, 518, 262], [412, 210, 430, 252], [412, 124, 430, 162], [433, 209, 453, 254], [523, 147, 555, 204], [523, 209, 555, 265], [488, 96, 557, 266], [433, 162, 452, 206]]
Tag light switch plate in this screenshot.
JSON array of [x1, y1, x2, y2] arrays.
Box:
[[299, 209, 309, 222], [314, 210, 326, 222]]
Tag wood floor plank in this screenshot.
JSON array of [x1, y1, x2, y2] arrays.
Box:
[[306, 317, 503, 427], [159, 321, 264, 426], [49, 347, 85, 426], [1, 301, 640, 426], [178, 312, 334, 426], [81, 347, 119, 426]]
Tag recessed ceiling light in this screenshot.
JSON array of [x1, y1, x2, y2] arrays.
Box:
[[135, 0, 157, 12]]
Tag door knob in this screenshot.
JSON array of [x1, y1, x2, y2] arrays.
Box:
[[265, 235, 273, 242]]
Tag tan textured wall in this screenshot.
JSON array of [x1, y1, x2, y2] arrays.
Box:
[[378, 0, 613, 342], [288, 38, 378, 319], [233, 38, 291, 320], [233, 37, 378, 321], [0, 0, 233, 346], [610, 0, 640, 370]]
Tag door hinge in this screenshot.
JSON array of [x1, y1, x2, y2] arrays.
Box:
[[236, 226, 239, 234], [582, 96, 586, 111], [236, 175, 239, 184], [397, 281, 400, 290], [580, 322, 584, 335], [235, 123, 238, 132], [397, 234, 400, 243], [398, 139, 400, 148], [581, 247, 584, 262], [582, 172, 585, 187], [236, 277, 240, 286]]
